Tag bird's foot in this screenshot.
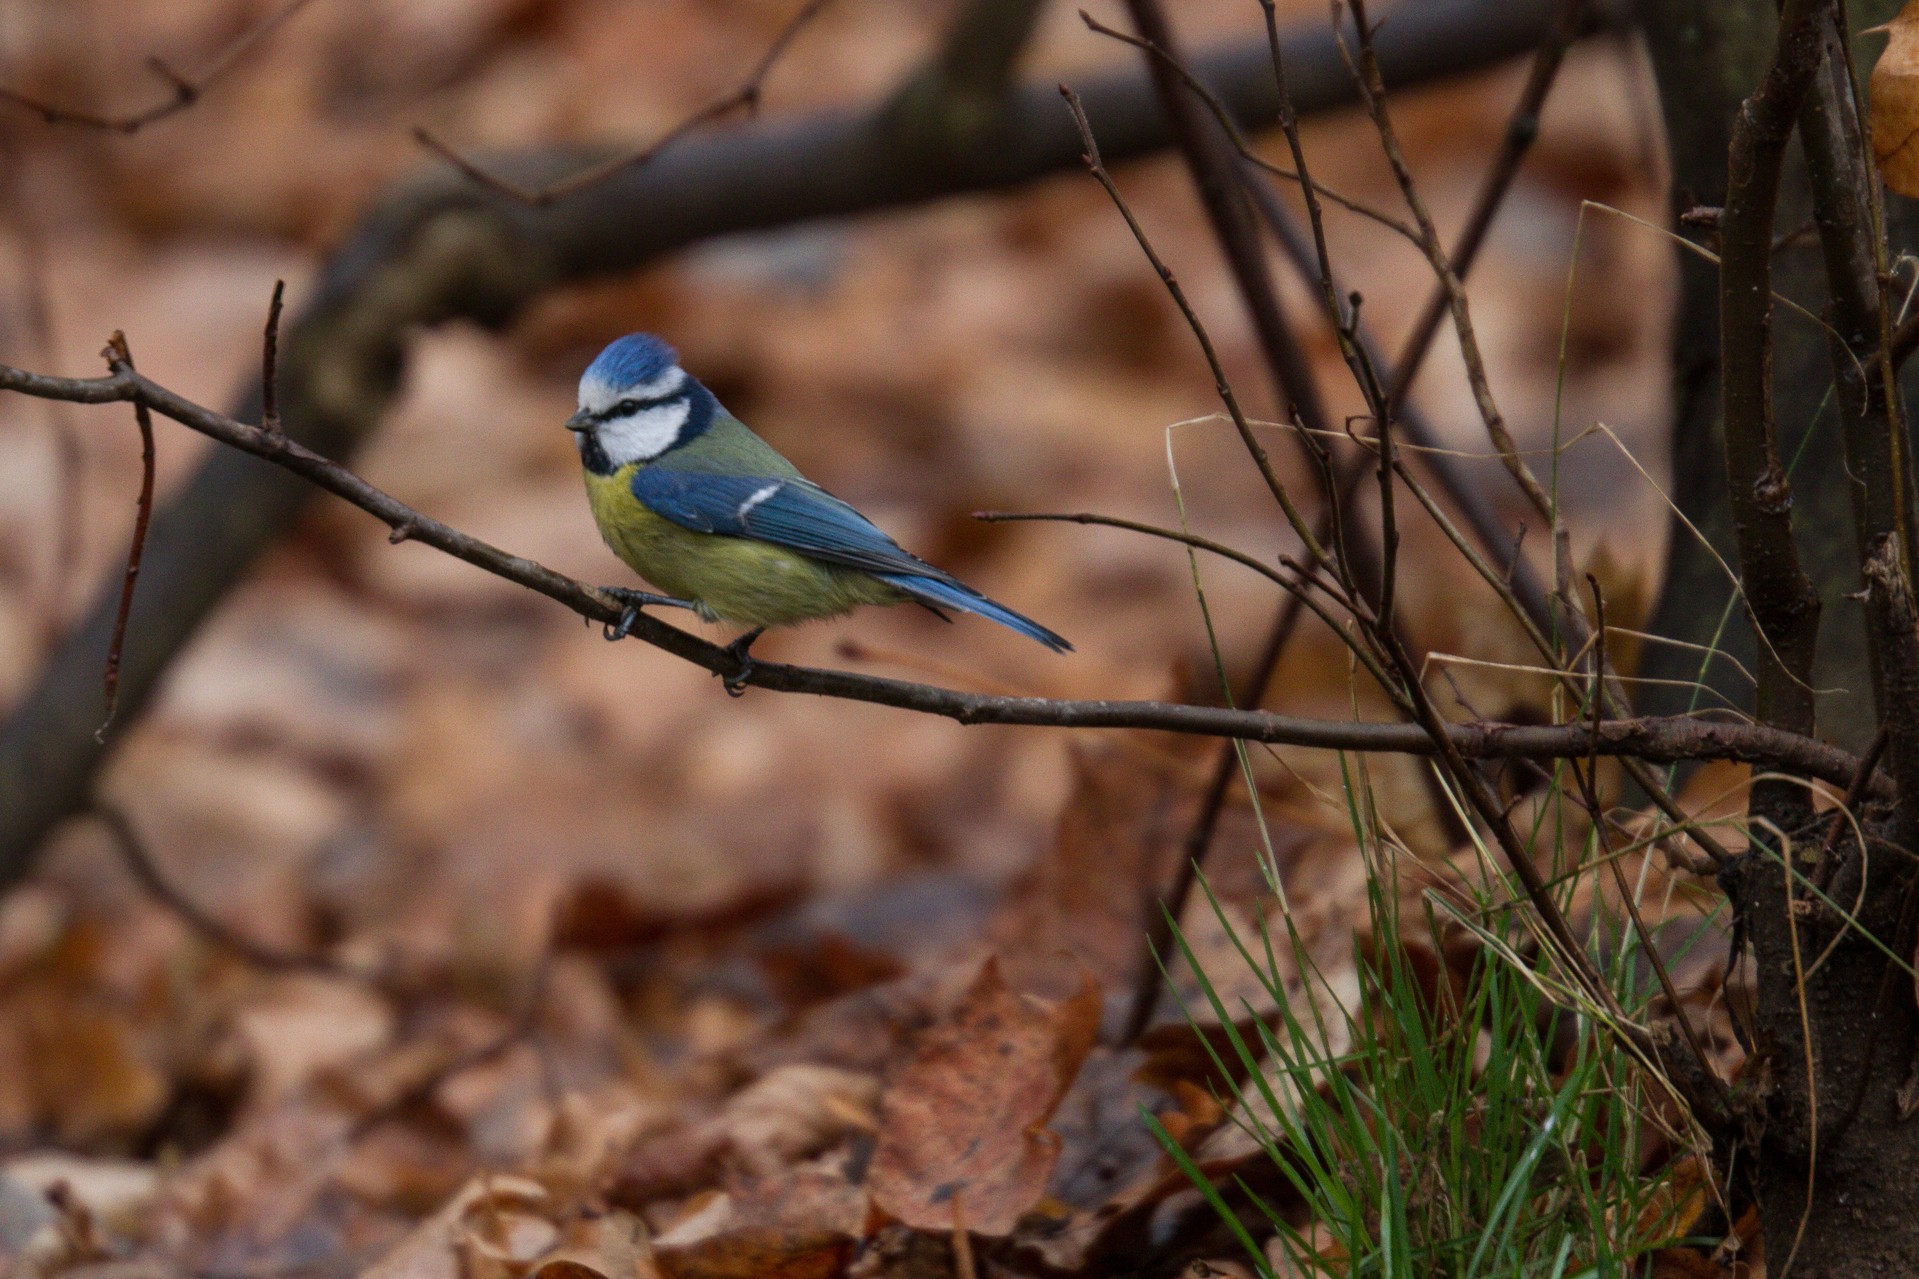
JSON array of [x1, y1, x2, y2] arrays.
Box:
[[719, 628, 765, 697], [600, 586, 698, 641]]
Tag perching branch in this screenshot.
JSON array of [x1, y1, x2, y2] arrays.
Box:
[[0, 355, 1883, 798]]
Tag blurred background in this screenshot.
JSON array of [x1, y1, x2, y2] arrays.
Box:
[[0, 0, 1676, 1266]]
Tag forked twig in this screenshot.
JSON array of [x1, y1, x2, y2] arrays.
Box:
[[1059, 84, 1331, 566], [1076, 9, 1418, 245], [415, 0, 834, 207], [0, 0, 326, 134]]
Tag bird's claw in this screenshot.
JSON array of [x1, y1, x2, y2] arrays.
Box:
[[604, 606, 640, 643], [599, 587, 697, 641], [719, 628, 765, 697], [721, 660, 756, 697]]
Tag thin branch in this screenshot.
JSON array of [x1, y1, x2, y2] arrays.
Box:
[[90, 802, 351, 976], [1340, 0, 1559, 535], [0, 0, 326, 134], [1115, 0, 1342, 514], [0, 355, 1884, 793], [1383, 0, 1590, 411], [1060, 85, 1329, 563], [977, 507, 1400, 695], [414, 0, 834, 207], [1332, 0, 1730, 871], [95, 334, 154, 742], [260, 280, 286, 434], [1076, 9, 1418, 245]]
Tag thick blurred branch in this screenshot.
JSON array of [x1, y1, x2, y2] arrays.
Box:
[[414, 0, 835, 206], [0, 355, 1882, 796], [0, 0, 1625, 888]]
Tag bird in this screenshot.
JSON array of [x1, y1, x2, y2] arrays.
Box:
[[566, 333, 1070, 692]]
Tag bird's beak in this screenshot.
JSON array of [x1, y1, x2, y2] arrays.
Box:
[[564, 410, 593, 433]]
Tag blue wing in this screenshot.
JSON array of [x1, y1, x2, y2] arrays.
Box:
[[630, 467, 1072, 651], [630, 468, 931, 577]]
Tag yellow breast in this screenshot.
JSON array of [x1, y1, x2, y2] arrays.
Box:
[[583, 465, 905, 628]]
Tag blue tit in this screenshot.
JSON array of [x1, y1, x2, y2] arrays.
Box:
[[566, 333, 1070, 689]]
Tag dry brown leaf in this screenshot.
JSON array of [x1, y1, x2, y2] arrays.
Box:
[[361, 1174, 553, 1279], [867, 957, 1101, 1237], [1872, 2, 1919, 195], [655, 1227, 854, 1279], [612, 1065, 878, 1207]]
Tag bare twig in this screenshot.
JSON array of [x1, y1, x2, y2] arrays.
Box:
[[415, 0, 834, 207], [1383, 0, 1590, 411], [0, 355, 1883, 792], [90, 802, 350, 976], [1341, 0, 1559, 536], [260, 280, 286, 433], [1060, 86, 1330, 564], [0, 0, 325, 133], [1115, 0, 1341, 512], [1076, 9, 1418, 244], [95, 334, 154, 742], [977, 508, 1401, 697]]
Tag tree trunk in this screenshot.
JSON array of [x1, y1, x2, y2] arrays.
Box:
[[1639, 4, 1919, 1268], [1636, 0, 1910, 752]]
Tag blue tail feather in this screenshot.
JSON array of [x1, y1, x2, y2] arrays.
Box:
[[877, 573, 1072, 652]]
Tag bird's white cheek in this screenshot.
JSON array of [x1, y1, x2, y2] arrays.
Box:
[[599, 401, 691, 465]]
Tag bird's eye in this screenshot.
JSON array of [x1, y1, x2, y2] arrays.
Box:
[[616, 399, 641, 416]]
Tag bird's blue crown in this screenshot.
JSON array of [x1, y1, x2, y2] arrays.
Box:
[[585, 333, 679, 391]]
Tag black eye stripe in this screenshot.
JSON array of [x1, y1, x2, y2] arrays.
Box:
[[599, 391, 684, 422]]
